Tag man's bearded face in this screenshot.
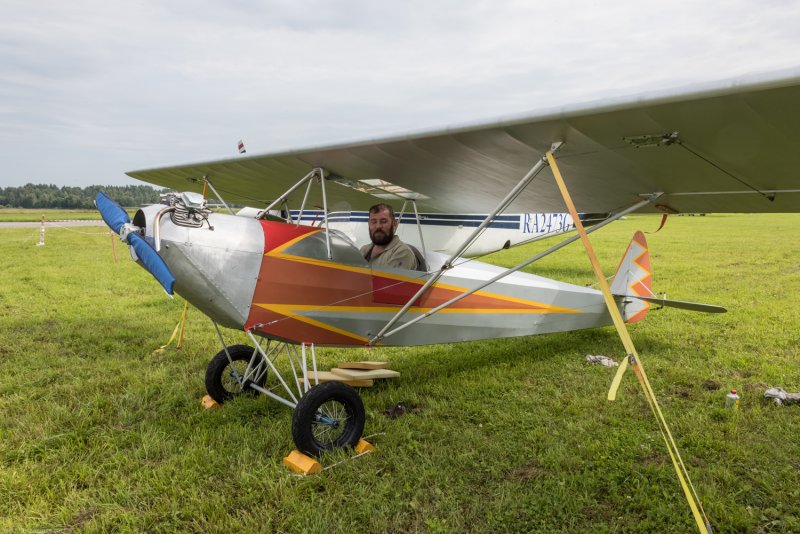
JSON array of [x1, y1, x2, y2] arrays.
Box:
[[368, 208, 395, 246]]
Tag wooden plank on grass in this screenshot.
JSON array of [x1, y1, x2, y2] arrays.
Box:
[[337, 361, 390, 370], [312, 371, 374, 388], [330, 368, 401, 380]]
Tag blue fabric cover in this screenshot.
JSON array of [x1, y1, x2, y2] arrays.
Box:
[[128, 232, 175, 295], [95, 192, 130, 234], [96, 191, 175, 295]]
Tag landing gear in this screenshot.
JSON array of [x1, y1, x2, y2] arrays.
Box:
[[291, 382, 365, 457], [205, 345, 267, 403], [206, 338, 366, 458]]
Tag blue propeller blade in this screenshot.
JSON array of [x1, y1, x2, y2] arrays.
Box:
[[128, 232, 176, 295], [95, 191, 176, 295], [95, 192, 130, 234]]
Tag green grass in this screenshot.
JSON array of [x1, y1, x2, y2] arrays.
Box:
[[1, 214, 799, 532]]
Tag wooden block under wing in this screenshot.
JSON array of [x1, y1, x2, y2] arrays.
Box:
[[331, 368, 401, 380], [312, 371, 374, 388], [337, 361, 390, 370]]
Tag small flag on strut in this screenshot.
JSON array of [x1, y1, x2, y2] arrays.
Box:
[[237, 140, 246, 154]]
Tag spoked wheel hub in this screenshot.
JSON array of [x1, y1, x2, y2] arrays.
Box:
[[292, 382, 366, 457], [205, 345, 268, 404]]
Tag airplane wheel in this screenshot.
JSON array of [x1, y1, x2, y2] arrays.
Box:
[[291, 382, 365, 457], [205, 345, 267, 404]]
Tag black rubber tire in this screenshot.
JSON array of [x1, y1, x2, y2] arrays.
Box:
[[205, 345, 267, 404], [291, 382, 366, 457]]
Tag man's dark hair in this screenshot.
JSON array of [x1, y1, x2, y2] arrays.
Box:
[[368, 203, 395, 219]]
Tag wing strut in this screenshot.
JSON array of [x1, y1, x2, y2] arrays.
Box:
[[261, 167, 333, 259], [203, 176, 235, 215], [367, 146, 559, 346], [373, 198, 650, 341], [397, 199, 428, 260], [262, 168, 319, 214], [546, 150, 713, 534]]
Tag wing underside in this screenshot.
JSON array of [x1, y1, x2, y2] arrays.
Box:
[[128, 68, 800, 215]]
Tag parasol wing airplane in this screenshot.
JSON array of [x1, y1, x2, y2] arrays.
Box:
[[97, 67, 800, 466]]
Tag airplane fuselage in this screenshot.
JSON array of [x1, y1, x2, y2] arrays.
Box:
[[137, 206, 624, 347]]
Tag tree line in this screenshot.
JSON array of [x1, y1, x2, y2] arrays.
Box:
[[0, 184, 167, 209]]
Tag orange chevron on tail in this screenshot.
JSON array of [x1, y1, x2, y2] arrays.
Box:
[[610, 231, 652, 323]]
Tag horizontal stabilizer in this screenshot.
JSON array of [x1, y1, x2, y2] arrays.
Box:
[[625, 295, 726, 314]]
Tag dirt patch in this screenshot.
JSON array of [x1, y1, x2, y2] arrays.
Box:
[[384, 402, 421, 419], [510, 462, 552, 481], [54, 509, 97, 533], [744, 381, 768, 392], [638, 450, 668, 467]]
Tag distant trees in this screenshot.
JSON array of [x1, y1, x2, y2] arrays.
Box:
[[0, 184, 167, 209]]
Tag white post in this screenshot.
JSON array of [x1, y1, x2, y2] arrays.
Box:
[[36, 216, 45, 246]]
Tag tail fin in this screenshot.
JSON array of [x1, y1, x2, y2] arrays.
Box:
[[610, 231, 651, 323]]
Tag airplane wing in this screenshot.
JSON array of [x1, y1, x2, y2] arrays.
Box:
[[128, 67, 800, 214]]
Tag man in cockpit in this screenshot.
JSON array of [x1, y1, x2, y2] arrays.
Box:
[[360, 203, 419, 270]]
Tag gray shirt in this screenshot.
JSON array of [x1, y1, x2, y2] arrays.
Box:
[[360, 235, 418, 270]]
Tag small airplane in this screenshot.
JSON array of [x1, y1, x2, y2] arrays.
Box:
[[97, 67, 800, 500], [96, 189, 636, 456]]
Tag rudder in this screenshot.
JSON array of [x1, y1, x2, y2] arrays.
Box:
[[610, 230, 652, 323]]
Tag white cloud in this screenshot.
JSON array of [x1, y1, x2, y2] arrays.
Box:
[[2, 0, 800, 186]]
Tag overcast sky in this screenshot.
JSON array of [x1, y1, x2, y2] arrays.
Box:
[[2, 0, 800, 188]]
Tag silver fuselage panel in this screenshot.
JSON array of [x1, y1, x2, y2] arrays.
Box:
[[136, 205, 264, 329]]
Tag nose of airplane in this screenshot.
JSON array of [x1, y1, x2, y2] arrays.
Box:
[[96, 193, 264, 328], [129, 195, 266, 329]]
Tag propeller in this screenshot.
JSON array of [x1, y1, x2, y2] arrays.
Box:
[[95, 192, 175, 295]]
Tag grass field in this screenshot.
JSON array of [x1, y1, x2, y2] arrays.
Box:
[[1, 214, 799, 532], [0, 209, 103, 222]]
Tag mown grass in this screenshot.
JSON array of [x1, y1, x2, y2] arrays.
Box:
[[1, 214, 798, 532]]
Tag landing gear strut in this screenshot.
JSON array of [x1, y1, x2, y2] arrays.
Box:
[[204, 338, 366, 458]]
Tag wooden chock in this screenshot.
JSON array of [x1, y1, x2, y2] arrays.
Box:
[[355, 439, 376, 454], [201, 395, 220, 410], [283, 450, 322, 475]]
